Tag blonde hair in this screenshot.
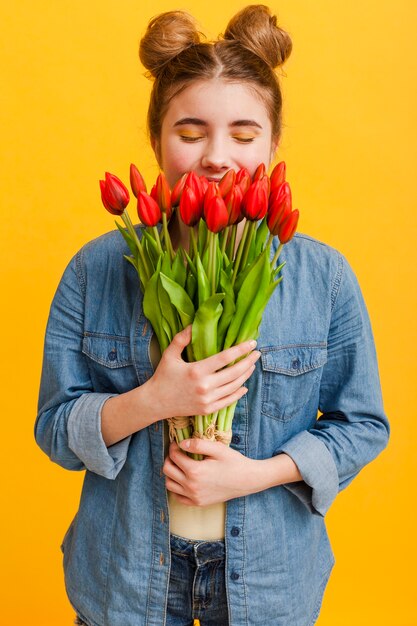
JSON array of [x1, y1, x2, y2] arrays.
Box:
[[139, 5, 292, 147]]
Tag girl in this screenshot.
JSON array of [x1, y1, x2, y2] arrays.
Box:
[[36, 6, 389, 625]]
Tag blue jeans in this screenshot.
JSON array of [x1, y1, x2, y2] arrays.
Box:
[[74, 533, 229, 626], [167, 533, 229, 626]]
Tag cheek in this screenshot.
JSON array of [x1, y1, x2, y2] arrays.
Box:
[[162, 141, 199, 185]]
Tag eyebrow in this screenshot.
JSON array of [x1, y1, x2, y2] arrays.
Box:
[[173, 117, 263, 129]]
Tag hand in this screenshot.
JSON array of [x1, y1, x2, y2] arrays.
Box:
[[148, 325, 261, 421], [163, 439, 262, 507]]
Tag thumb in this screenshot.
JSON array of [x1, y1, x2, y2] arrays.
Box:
[[179, 437, 225, 458], [168, 325, 192, 356]]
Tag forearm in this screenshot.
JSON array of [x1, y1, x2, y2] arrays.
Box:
[[249, 453, 303, 493], [101, 379, 158, 447]]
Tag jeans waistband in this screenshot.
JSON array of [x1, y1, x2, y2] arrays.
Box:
[[170, 532, 225, 565]]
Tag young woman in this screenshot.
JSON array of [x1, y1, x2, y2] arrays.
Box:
[[36, 6, 389, 625]]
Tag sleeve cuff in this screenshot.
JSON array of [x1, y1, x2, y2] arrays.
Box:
[[67, 393, 131, 479], [274, 430, 339, 516]]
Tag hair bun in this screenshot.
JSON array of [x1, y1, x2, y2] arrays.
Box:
[[223, 4, 292, 69], [139, 11, 202, 78]]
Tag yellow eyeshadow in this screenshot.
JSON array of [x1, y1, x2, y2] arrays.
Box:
[[233, 133, 256, 140], [178, 131, 202, 138]]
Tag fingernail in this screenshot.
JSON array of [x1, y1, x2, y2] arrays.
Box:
[[180, 440, 191, 449], [249, 340, 257, 349]]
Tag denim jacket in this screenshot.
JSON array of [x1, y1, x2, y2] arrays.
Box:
[[36, 227, 389, 626]]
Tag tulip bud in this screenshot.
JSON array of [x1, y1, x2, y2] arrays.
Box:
[[99, 172, 130, 216], [203, 181, 221, 217], [179, 186, 202, 227], [236, 168, 251, 195], [199, 176, 209, 195], [171, 173, 188, 206], [241, 180, 268, 221], [205, 196, 229, 233], [137, 191, 162, 227], [130, 163, 147, 197], [278, 209, 299, 244], [267, 182, 292, 235], [270, 161, 286, 190], [224, 184, 244, 225], [218, 169, 236, 198], [253, 163, 266, 181], [185, 171, 204, 202], [155, 172, 172, 219]]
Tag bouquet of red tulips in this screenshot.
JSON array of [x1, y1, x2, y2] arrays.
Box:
[[100, 162, 299, 458]]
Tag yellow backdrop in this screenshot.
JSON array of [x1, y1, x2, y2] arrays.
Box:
[[1, 1, 415, 624]]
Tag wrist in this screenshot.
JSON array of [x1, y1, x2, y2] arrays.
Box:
[[248, 454, 303, 493]]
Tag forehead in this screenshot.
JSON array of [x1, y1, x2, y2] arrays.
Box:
[[163, 79, 271, 127]]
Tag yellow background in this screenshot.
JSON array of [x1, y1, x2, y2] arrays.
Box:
[[1, 1, 416, 624]]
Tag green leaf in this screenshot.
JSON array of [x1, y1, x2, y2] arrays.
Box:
[[196, 253, 210, 307], [171, 247, 187, 288], [157, 272, 180, 337], [236, 276, 282, 344], [159, 272, 195, 328], [224, 248, 271, 349], [217, 270, 236, 351], [116, 221, 137, 257], [254, 217, 269, 255], [186, 271, 197, 303], [192, 294, 224, 361], [143, 261, 169, 352], [198, 218, 208, 256]]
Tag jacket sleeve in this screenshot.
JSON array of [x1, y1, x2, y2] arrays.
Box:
[[274, 254, 390, 516], [35, 252, 131, 479]]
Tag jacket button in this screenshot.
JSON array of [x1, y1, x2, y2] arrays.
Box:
[[291, 357, 300, 369], [108, 350, 117, 361], [231, 572, 240, 581], [231, 526, 240, 537], [231, 434, 241, 445]]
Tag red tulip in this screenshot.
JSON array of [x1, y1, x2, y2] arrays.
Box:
[[171, 173, 188, 206], [205, 195, 229, 233], [267, 182, 292, 234], [278, 209, 299, 243], [253, 163, 266, 181], [99, 172, 130, 216], [236, 168, 251, 195], [185, 171, 204, 203], [224, 184, 244, 225], [130, 163, 147, 197], [241, 179, 269, 221], [218, 169, 236, 197], [203, 181, 221, 217], [137, 191, 161, 227], [270, 161, 286, 190], [155, 172, 172, 219], [179, 186, 202, 227], [199, 176, 209, 195]]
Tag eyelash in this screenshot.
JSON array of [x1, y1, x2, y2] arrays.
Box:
[[179, 135, 255, 144]]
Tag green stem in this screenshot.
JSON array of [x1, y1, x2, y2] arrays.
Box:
[[211, 232, 217, 295], [266, 232, 274, 250], [122, 210, 151, 281], [189, 226, 198, 260], [162, 212, 174, 261], [227, 225, 237, 262], [239, 221, 256, 273], [271, 242, 284, 268], [152, 226, 163, 255], [220, 226, 230, 257], [231, 220, 250, 285]]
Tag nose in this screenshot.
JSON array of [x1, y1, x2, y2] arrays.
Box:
[[200, 137, 231, 173]]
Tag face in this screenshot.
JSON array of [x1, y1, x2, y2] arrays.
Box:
[[152, 79, 278, 188]]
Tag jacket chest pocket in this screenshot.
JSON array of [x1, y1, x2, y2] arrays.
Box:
[[261, 345, 327, 422], [82, 332, 138, 392]]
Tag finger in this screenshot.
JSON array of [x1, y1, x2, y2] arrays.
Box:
[[198, 340, 257, 375], [202, 385, 249, 416], [163, 455, 187, 484], [179, 437, 227, 458], [165, 477, 187, 496], [210, 350, 261, 387], [207, 364, 255, 404], [166, 325, 192, 357]]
